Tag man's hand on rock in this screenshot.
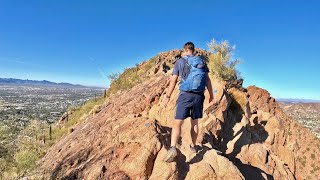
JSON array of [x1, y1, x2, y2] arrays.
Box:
[[209, 96, 217, 106]]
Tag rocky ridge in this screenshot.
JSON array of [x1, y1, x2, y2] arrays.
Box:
[[30, 49, 320, 180]]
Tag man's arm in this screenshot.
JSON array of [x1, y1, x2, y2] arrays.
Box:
[[205, 73, 215, 103], [166, 75, 178, 98]]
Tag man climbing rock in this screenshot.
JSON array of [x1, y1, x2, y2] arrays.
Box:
[[163, 42, 216, 163]]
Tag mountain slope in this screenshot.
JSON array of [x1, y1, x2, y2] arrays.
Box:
[[30, 49, 320, 180]]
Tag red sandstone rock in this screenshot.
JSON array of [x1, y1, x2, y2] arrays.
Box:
[[27, 50, 320, 180]]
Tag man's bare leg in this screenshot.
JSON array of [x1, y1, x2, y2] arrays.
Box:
[[170, 119, 184, 147], [164, 119, 184, 163], [190, 119, 198, 152]]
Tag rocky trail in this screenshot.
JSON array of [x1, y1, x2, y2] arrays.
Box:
[[29, 50, 320, 180]]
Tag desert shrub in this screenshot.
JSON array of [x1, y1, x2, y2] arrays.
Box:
[[0, 125, 13, 159], [0, 158, 7, 177], [16, 119, 47, 141], [107, 69, 138, 95], [0, 124, 17, 178], [1, 119, 47, 178], [207, 39, 240, 81], [15, 149, 39, 172], [141, 57, 157, 72], [0, 125, 9, 141], [107, 72, 121, 82], [106, 56, 158, 96], [68, 105, 81, 112], [4, 119, 47, 176]]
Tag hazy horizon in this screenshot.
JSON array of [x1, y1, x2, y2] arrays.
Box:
[[1, 76, 320, 101]]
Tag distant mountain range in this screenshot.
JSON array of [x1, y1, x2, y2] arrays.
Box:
[[277, 98, 320, 103], [0, 78, 96, 88]]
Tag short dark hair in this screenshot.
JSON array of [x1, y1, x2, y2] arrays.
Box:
[[184, 42, 195, 52]]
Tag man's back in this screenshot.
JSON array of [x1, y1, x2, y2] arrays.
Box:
[[172, 55, 209, 92]]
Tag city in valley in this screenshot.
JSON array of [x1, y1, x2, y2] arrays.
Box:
[[279, 101, 320, 138], [0, 84, 104, 130]]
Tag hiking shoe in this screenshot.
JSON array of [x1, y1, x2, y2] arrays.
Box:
[[163, 147, 177, 163], [190, 144, 197, 153]]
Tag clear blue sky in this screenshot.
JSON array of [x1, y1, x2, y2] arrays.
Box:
[[0, 0, 319, 100]]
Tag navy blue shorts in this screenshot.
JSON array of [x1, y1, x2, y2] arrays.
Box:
[[175, 91, 205, 120]]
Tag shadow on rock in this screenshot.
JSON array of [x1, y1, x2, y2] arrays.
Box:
[[154, 120, 182, 150], [230, 157, 274, 180], [205, 93, 272, 179], [228, 122, 269, 158], [176, 148, 189, 180], [217, 95, 269, 158], [188, 145, 213, 165]]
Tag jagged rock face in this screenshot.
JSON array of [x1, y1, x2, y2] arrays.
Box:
[[247, 86, 280, 115], [35, 50, 320, 180]]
